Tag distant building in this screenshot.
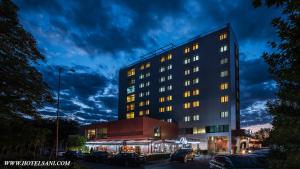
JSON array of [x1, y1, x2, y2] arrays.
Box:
[[118, 24, 240, 153]]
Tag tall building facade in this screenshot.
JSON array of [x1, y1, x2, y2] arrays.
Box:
[[118, 24, 240, 152]]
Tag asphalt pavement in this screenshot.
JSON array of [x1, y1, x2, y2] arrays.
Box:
[[80, 156, 210, 169]]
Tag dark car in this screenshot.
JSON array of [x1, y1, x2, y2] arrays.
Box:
[[110, 152, 145, 166], [64, 151, 83, 161], [248, 148, 270, 166], [170, 148, 195, 163], [87, 151, 112, 163], [209, 155, 265, 169]]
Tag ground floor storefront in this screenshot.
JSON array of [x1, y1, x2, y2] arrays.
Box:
[[85, 139, 178, 154], [85, 136, 230, 154]]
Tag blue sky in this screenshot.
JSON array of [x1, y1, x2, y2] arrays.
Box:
[[14, 0, 280, 127]]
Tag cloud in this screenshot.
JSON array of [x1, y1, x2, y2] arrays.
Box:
[[239, 57, 276, 126], [39, 65, 118, 124]]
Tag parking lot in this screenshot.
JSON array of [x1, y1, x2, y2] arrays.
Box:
[[80, 156, 210, 169]]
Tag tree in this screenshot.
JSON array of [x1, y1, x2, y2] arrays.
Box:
[[0, 0, 53, 117], [66, 135, 87, 151], [254, 128, 271, 146], [253, 0, 300, 169]]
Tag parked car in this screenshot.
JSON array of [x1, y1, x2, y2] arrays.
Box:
[[209, 155, 265, 169], [87, 151, 112, 163], [248, 148, 270, 166], [64, 151, 83, 161], [251, 148, 270, 156], [170, 148, 195, 163], [110, 152, 145, 166]]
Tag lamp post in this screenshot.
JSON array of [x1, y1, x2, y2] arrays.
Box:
[[56, 67, 75, 159]]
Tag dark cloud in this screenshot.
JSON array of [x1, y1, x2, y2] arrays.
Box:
[[240, 56, 272, 85], [15, 0, 62, 14], [39, 65, 118, 124], [193, 0, 279, 42], [239, 57, 276, 126]]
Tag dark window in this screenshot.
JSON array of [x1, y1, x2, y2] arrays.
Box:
[[206, 125, 229, 133]]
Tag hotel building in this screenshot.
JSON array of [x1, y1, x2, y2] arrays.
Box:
[[118, 24, 240, 153]]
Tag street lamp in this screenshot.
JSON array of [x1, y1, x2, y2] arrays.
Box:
[[56, 67, 75, 159]]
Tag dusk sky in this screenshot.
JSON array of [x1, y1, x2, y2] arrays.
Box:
[[14, 0, 280, 128]]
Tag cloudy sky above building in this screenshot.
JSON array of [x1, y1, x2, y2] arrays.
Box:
[[14, 0, 280, 127]]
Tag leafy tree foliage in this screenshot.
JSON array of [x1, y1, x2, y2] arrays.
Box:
[[0, 0, 53, 117], [67, 135, 87, 151], [253, 0, 300, 168], [254, 128, 271, 146]]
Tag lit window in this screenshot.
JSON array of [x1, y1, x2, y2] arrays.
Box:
[[184, 58, 190, 64], [139, 92, 144, 97], [167, 95, 172, 101], [139, 83, 145, 88], [184, 47, 190, 53], [184, 69, 190, 75], [220, 83, 229, 90], [159, 107, 165, 113], [220, 58, 228, 64], [145, 72, 150, 77], [139, 74, 144, 79], [193, 127, 205, 134], [193, 66, 199, 72], [192, 89, 199, 96], [145, 100, 150, 105], [184, 116, 191, 122], [220, 70, 229, 77], [166, 105, 172, 112], [193, 78, 199, 84], [167, 118, 172, 122], [146, 62, 151, 68], [193, 101, 200, 107], [167, 54, 172, 60], [167, 64, 172, 70], [192, 43, 199, 50], [160, 76, 165, 82], [127, 68, 135, 77], [139, 101, 144, 107], [220, 96, 229, 103], [167, 85, 172, 91], [161, 56, 165, 63], [145, 109, 150, 115], [87, 129, 96, 139], [159, 97, 165, 103], [220, 111, 229, 118], [126, 112, 134, 119], [159, 86, 165, 93], [220, 45, 228, 52], [126, 103, 135, 111], [193, 115, 199, 121], [159, 67, 165, 72], [145, 91, 150, 96], [127, 94, 135, 102], [127, 86, 135, 94], [184, 91, 191, 98], [184, 80, 190, 86], [140, 64, 145, 70], [139, 110, 144, 116], [193, 55, 199, 61], [219, 33, 227, 40], [146, 81, 150, 86], [167, 75, 172, 80], [184, 102, 191, 109]]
